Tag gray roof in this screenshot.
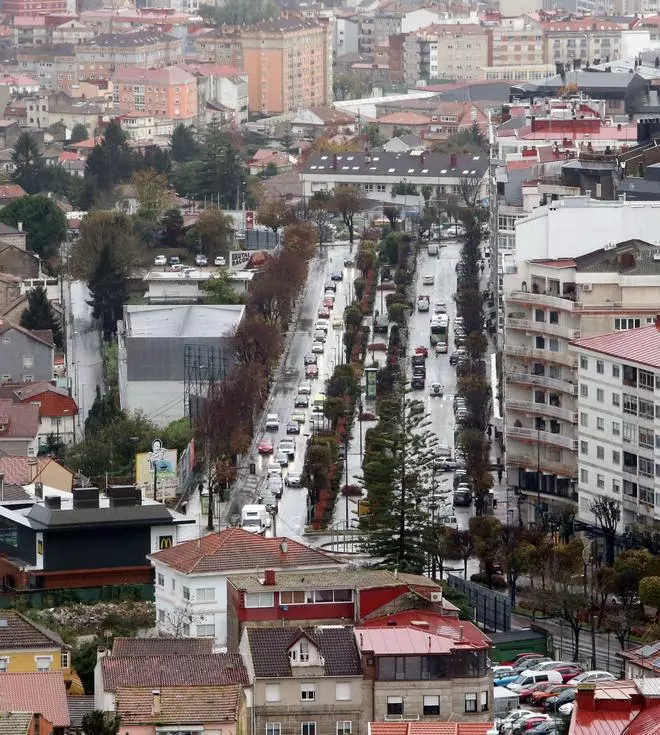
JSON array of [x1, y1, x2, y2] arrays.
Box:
[[513, 71, 643, 94], [90, 30, 176, 47], [574, 239, 660, 274], [616, 178, 660, 198], [247, 626, 362, 678], [125, 304, 244, 339], [67, 696, 95, 729], [301, 150, 487, 179]]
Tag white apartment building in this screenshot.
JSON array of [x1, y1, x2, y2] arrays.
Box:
[[573, 325, 660, 533], [504, 239, 660, 524]]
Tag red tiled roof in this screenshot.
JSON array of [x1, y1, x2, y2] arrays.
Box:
[[0, 456, 70, 486], [0, 672, 70, 727], [0, 184, 26, 200], [378, 111, 432, 125], [112, 637, 214, 657], [531, 258, 576, 268], [507, 160, 537, 171], [360, 610, 490, 649], [101, 653, 249, 691], [149, 527, 339, 573], [0, 399, 39, 439], [370, 724, 495, 735], [116, 685, 241, 725], [623, 708, 660, 735], [571, 325, 660, 369], [542, 20, 621, 31]]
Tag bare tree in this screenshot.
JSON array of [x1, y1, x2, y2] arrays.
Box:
[[590, 497, 621, 566], [308, 190, 333, 247], [332, 184, 364, 247], [457, 172, 484, 210], [161, 601, 196, 636]]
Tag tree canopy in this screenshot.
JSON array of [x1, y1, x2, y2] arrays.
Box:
[[20, 285, 63, 349], [0, 195, 67, 262]]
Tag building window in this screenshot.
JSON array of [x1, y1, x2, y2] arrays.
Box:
[[640, 485, 654, 505], [265, 684, 281, 702], [35, 656, 51, 672], [623, 394, 638, 415], [423, 695, 440, 716], [245, 592, 274, 608], [337, 723, 352, 735], [182, 623, 190, 636], [0, 659, 7, 672], [158, 609, 165, 623], [480, 691, 489, 712], [535, 309, 544, 323], [301, 723, 316, 735], [623, 422, 635, 443], [22, 355, 33, 368], [613, 365, 620, 379], [280, 590, 306, 604], [465, 692, 477, 713], [267, 724, 282, 735], [580, 441, 588, 455], [613, 421, 620, 436], [336, 682, 351, 701], [597, 474, 605, 489], [387, 696, 404, 716], [639, 428, 654, 449], [580, 412, 588, 427], [640, 457, 654, 478], [196, 623, 215, 637], [597, 446, 604, 460], [60, 652, 69, 669], [596, 360, 604, 374], [639, 370, 655, 391], [580, 384, 588, 398], [580, 469, 588, 484], [301, 683, 316, 701], [171, 578, 175, 592], [182, 586, 190, 601], [613, 450, 620, 464], [615, 318, 640, 330], [613, 479, 620, 494], [195, 587, 215, 602], [597, 417, 605, 431], [640, 399, 655, 420], [157, 573, 164, 587], [580, 356, 588, 369], [612, 393, 620, 407], [596, 388, 604, 402]]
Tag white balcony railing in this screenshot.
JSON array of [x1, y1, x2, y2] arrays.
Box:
[[506, 399, 577, 423], [507, 291, 577, 312], [507, 318, 579, 340], [504, 343, 578, 368], [506, 371, 578, 395], [506, 425, 576, 451], [507, 452, 577, 478]]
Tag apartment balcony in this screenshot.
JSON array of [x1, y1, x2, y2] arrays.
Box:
[[623, 496, 638, 512], [506, 371, 578, 395], [507, 399, 577, 423], [507, 318, 579, 340], [504, 343, 578, 368], [507, 291, 577, 312], [507, 452, 577, 479], [506, 425, 576, 451]]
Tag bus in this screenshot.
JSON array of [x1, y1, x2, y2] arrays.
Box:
[[313, 393, 326, 411], [430, 314, 449, 345]]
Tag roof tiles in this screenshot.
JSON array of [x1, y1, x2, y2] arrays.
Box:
[[150, 527, 339, 574], [0, 610, 64, 650], [111, 636, 214, 657], [571, 325, 660, 370], [0, 672, 70, 727]]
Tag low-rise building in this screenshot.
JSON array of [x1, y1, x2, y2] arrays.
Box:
[[0, 455, 73, 493], [290, 106, 356, 139], [0, 485, 194, 592], [117, 303, 244, 426], [357, 611, 492, 723], [25, 91, 101, 135], [0, 399, 40, 456], [241, 626, 367, 735], [15, 44, 78, 94], [620, 640, 660, 678], [0, 322, 54, 384], [149, 528, 343, 648], [94, 637, 248, 711], [0, 671, 69, 731]]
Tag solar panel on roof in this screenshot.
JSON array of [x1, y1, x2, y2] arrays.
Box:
[[650, 656, 660, 669], [636, 643, 660, 657]]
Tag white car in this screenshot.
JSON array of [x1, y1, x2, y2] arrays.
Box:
[[422, 274, 435, 285], [434, 302, 447, 314], [265, 413, 280, 430], [214, 255, 226, 266], [195, 253, 208, 267], [568, 670, 616, 686], [154, 254, 167, 266], [558, 703, 575, 716], [311, 341, 324, 354], [298, 382, 312, 395], [497, 710, 535, 734]]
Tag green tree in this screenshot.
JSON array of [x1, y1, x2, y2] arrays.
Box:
[[363, 123, 386, 148], [87, 243, 128, 342], [0, 195, 66, 262], [187, 208, 233, 259], [161, 416, 194, 453], [20, 285, 63, 349], [201, 272, 243, 305], [70, 123, 89, 144], [170, 123, 199, 162], [85, 119, 135, 193], [80, 710, 122, 735], [160, 207, 185, 247], [132, 168, 169, 219], [11, 132, 44, 194], [194, 120, 244, 204], [639, 577, 660, 621]]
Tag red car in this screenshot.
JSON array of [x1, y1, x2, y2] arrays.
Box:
[[503, 652, 546, 667], [305, 364, 319, 378], [530, 684, 573, 706], [318, 307, 330, 319], [258, 439, 274, 454], [415, 345, 429, 358], [322, 297, 334, 309], [551, 664, 584, 682]]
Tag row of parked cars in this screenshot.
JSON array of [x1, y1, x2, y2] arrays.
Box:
[[493, 653, 617, 732]]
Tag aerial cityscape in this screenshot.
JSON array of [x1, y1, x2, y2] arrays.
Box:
[[1, 0, 660, 732]]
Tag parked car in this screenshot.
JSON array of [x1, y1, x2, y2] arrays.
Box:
[[415, 345, 429, 358], [504, 653, 548, 667], [285, 472, 302, 487], [568, 671, 616, 687], [286, 422, 300, 435], [169, 255, 181, 265], [507, 669, 563, 693], [154, 254, 167, 266], [512, 715, 552, 735], [544, 688, 576, 712], [551, 664, 584, 682], [411, 376, 425, 390], [518, 681, 556, 703], [195, 253, 208, 266], [258, 439, 274, 454], [214, 255, 226, 266], [530, 684, 574, 706], [526, 724, 557, 735], [492, 666, 516, 679], [497, 711, 535, 734]]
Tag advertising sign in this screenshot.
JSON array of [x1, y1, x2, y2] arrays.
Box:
[[245, 210, 255, 230], [135, 446, 178, 501], [365, 367, 378, 399]]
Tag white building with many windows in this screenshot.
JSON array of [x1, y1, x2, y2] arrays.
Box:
[[572, 325, 660, 532], [148, 528, 342, 649], [503, 239, 660, 524]]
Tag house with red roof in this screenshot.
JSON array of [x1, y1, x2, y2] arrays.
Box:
[[0, 671, 70, 729], [356, 611, 492, 723], [247, 148, 297, 176], [149, 528, 343, 649], [377, 111, 432, 138]]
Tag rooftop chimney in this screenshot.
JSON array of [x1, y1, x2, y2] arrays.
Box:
[[263, 569, 276, 585], [152, 690, 161, 716], [280, 540, 288, 554], [35, 482, 43, 500], [450, 153, 457, 169], [17, 221, 22, 232]]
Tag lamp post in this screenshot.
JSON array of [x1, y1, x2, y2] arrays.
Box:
[[357, 397, 363, 461], [536, 424, 542, 528], [344, 408, 350, 527]]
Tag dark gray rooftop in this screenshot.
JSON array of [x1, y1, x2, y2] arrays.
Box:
[[23, 501, 185, 530], [574, 239, 660, 274]]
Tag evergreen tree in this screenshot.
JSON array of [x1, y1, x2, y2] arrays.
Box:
[[195, 120, 244, 204], [87, 243, 128, 341], [85, 119, 134, 193], [0, 195, 67, 261], [11, 132, 44, 194], [361, 391, 446, 573], [170, 123, 199, 162], [70, 123, 89, 144], [20, 285, 63, 348], [85, 386, 121, 435]]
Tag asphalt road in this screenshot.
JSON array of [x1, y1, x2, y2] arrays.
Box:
[[63, 279, 104, 439]]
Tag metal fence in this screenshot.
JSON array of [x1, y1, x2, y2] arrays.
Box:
[[447, 573, 511, 632]]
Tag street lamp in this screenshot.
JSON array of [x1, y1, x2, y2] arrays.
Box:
[[357, 397, 363, 461], [343, 408, 350, 527]]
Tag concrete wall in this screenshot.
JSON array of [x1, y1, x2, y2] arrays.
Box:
[[0, 328, 53, 383]]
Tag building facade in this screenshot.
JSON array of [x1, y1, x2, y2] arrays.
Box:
[[114, 66, 198, 122], [572, 325, 660, 532], [0, 324, 54, 385]]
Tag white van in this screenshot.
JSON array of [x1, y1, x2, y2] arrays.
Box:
[[428, 241, 439, 256], [241, 505, 271, 534], [506, 669, 562, 693]]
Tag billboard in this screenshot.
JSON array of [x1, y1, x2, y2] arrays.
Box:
[[365, 367, 378, 399], [135, 445, 178, 501]]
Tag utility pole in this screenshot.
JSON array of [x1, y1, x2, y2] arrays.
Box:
[[398, 386, 407, 566]]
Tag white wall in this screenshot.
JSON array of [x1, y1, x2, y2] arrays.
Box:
[[122, 379, 186, 427], [516, 199, 660, 262]]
